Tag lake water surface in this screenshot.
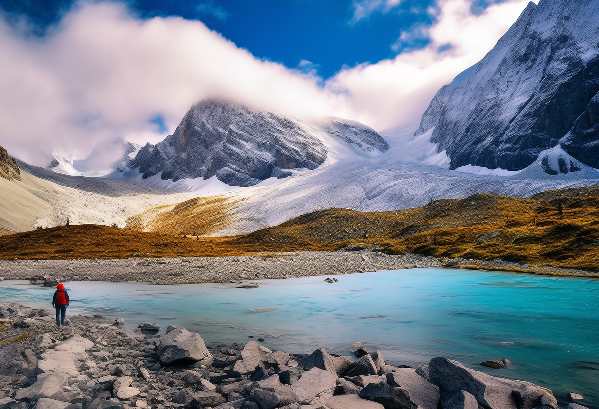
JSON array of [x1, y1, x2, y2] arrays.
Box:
[[1, 268, 598, 406]]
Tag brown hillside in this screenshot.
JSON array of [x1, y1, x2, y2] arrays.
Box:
[[0, 188, 598, 271]]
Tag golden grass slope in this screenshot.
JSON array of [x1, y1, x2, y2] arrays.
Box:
[[126, 196, 240, 236]]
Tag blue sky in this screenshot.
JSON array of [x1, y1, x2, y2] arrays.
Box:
[[3, 0, 508, 79]]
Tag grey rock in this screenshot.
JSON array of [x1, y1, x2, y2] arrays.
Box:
[[345, 375, 386, 389], [302, 348, 351, 376], [415, 365, 430, 382], [358, 381, 415, 409], [291, 368, 338, 404], [173, 390, 194, 405], [190, 391, 226, 407], [15, 374, 65, 400], [479, 359, 510, 369], [441, 390, 479, 409], [254, 389, 279, 409], [112, 376, 140, 400], [157, 327, 211, 365], [279, 369, 302, 385], [343, 354, 378, 377], [334, 378, 362, 395], [34, 399, 69, 409], [137, 323, 159, 332], [387, 369, 439, 409], [568, 392, 583, 402], [113, 318, 124, 326], [238, 342, 272, 374], [270, 351, 290, 367], [325, 394, 385, 409], [370, 351, 385, 374], [428, 357, 557, 409], [567, 404, 589, 409]]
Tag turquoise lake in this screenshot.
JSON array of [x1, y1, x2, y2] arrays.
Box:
[[1, 268, 598, 406]]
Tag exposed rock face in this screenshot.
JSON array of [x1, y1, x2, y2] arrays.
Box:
[[0, 146, 21, 181], [428, 357, 557, 409], [128, 100, 387, 187], [415, 0, 599, 171]]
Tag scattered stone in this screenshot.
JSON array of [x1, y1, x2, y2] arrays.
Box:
[[157, 327, 211, 365], [323, 278, 338, 283], [113, 376, 140, 400], [568, 392, 584, 402], [137, 323, 160, 333], [479, 359, 510, 369], [236, 283, 259, 289], [238, 341, 272, 374], [114, 318, 124, 326], [567, 404, 589, 409]]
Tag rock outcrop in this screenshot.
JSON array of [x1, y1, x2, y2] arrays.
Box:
[[0, 146, 21, 181]]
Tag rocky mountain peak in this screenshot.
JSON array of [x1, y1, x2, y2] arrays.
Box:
[[415, 0, 599, 171], [0, 146, 21, 181], [127, 99, 388, 187]]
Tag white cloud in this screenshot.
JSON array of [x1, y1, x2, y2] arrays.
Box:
[[352, 0, 404, 22], [0, 0, 537, 167]]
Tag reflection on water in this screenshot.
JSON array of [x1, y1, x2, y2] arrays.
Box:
[[1, 268, 598, 407]]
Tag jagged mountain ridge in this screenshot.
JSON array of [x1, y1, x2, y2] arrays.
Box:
[[126, 100, 388, 187], [415, 0, 599, 171]]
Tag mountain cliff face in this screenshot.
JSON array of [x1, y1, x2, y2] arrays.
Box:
[[128, 100, 388, 187], [415, 0, 599, 171], [0, 146, 21, 181]]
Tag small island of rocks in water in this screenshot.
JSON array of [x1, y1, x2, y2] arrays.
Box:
[[0, 304, 587, 409]]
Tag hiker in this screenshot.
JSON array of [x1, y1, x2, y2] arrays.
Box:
[[52, 283, 70, 326]]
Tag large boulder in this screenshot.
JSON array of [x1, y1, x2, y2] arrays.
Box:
[[428, 358, 557, 409], [302, 348, 351, 376], [442, 390, 479, 409], [157, 327, 211, 365], [235, 342, 272, 374], [358, 381, 415, 409], [387, 369, 439, 409], [343, 354, 378, 377], [291, 368, 337, 404]]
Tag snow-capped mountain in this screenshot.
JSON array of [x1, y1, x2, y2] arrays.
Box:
[[415, 0, 599, 171], [121, 100, 388, 187]]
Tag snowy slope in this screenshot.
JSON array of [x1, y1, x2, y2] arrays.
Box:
[[415, 0, 599, 171]]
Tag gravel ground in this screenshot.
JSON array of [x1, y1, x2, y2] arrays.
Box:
[[0, 251, 595, 285]]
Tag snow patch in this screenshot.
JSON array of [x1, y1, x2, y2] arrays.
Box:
[[455, 165, 520, 177]]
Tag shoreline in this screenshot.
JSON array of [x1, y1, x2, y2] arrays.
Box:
[[0, 251, 597, 285], [0, 303, 582, 409]]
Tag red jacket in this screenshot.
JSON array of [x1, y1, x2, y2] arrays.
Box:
[[52, 289, 69, 307]]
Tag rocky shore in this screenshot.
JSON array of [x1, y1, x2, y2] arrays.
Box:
[[0, 252, 441, 285], [0, 304, 589, 409], [0, 251, 595, 285]]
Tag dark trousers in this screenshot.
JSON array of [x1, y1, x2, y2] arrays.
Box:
[[55, 305, 67, 326]]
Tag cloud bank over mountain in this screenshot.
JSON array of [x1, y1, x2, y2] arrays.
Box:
[[0, 0, 534, 166]]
